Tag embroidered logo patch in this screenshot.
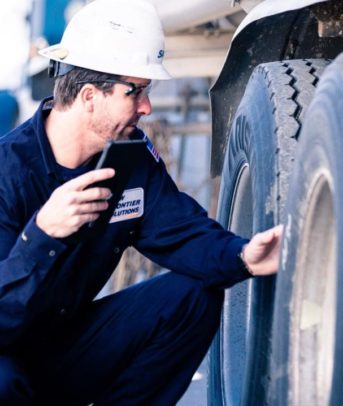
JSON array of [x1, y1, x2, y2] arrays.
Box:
[[143, 133, 160, 162], [109, 188, 144, 223]]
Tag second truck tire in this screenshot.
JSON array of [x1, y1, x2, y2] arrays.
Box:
[[208, 59, 329, 406], [269, 53, 343, 406]]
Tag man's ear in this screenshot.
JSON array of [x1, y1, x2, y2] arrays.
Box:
[[79, 84, 98, 112]]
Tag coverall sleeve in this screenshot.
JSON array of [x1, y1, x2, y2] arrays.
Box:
[[0, 193, 66, 348], [135, 160, 251, 289]]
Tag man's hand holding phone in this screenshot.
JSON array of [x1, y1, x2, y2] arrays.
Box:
[[37, 139, 147, 241], [36, 168, 115, 238]]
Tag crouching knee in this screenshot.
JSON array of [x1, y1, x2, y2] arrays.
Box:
[[157, 272, 224, 331]]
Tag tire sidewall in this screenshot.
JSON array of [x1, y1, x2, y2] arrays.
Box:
[[219, 68, 279, 232], [212, 67, 279, 405]]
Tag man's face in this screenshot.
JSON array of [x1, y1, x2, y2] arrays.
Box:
[[90, 76, 152, 144]]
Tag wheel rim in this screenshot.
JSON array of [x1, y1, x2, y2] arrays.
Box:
[[290, 173, 337, 406], [221, 163, 253, 404]]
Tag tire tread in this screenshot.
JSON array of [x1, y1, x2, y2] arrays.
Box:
[[255, 59, 330, 221]]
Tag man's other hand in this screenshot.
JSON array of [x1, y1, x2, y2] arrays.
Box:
[[243, 224, 284, 276]]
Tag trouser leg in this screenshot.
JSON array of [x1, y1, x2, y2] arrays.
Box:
[[95, 274, 224, 406], [0, 355, 33, 405], [26, 272, 224, 405]]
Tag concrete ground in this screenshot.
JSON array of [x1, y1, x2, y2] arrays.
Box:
[[177, 358, 207, 406]]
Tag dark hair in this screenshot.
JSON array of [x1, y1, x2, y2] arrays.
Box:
[[53, 67, 121, 108]]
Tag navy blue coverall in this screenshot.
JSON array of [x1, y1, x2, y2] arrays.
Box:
[[0, 98, 251, 405]]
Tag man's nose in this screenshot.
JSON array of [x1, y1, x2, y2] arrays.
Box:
[[137, 96, 152, 116]]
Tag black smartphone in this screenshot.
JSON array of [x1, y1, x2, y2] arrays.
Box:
[[91, 139, 147, 191], [68, 139, 147, 243]]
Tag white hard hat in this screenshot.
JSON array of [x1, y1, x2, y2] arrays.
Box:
[[39, 0, 172, 80]]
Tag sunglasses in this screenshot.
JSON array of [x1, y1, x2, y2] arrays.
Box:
[[75, 79, 152, 100]]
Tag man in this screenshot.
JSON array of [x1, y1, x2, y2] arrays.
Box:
[[0, 0, 283, 404]]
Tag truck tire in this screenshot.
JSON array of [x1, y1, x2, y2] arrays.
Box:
[[208, 59, 329, 406], [268, 54, 343, 406]]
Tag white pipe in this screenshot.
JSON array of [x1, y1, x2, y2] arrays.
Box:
[[147, 0, 239, 33]]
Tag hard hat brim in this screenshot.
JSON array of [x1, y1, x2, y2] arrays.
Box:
[[39, 45, 172, 81]]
